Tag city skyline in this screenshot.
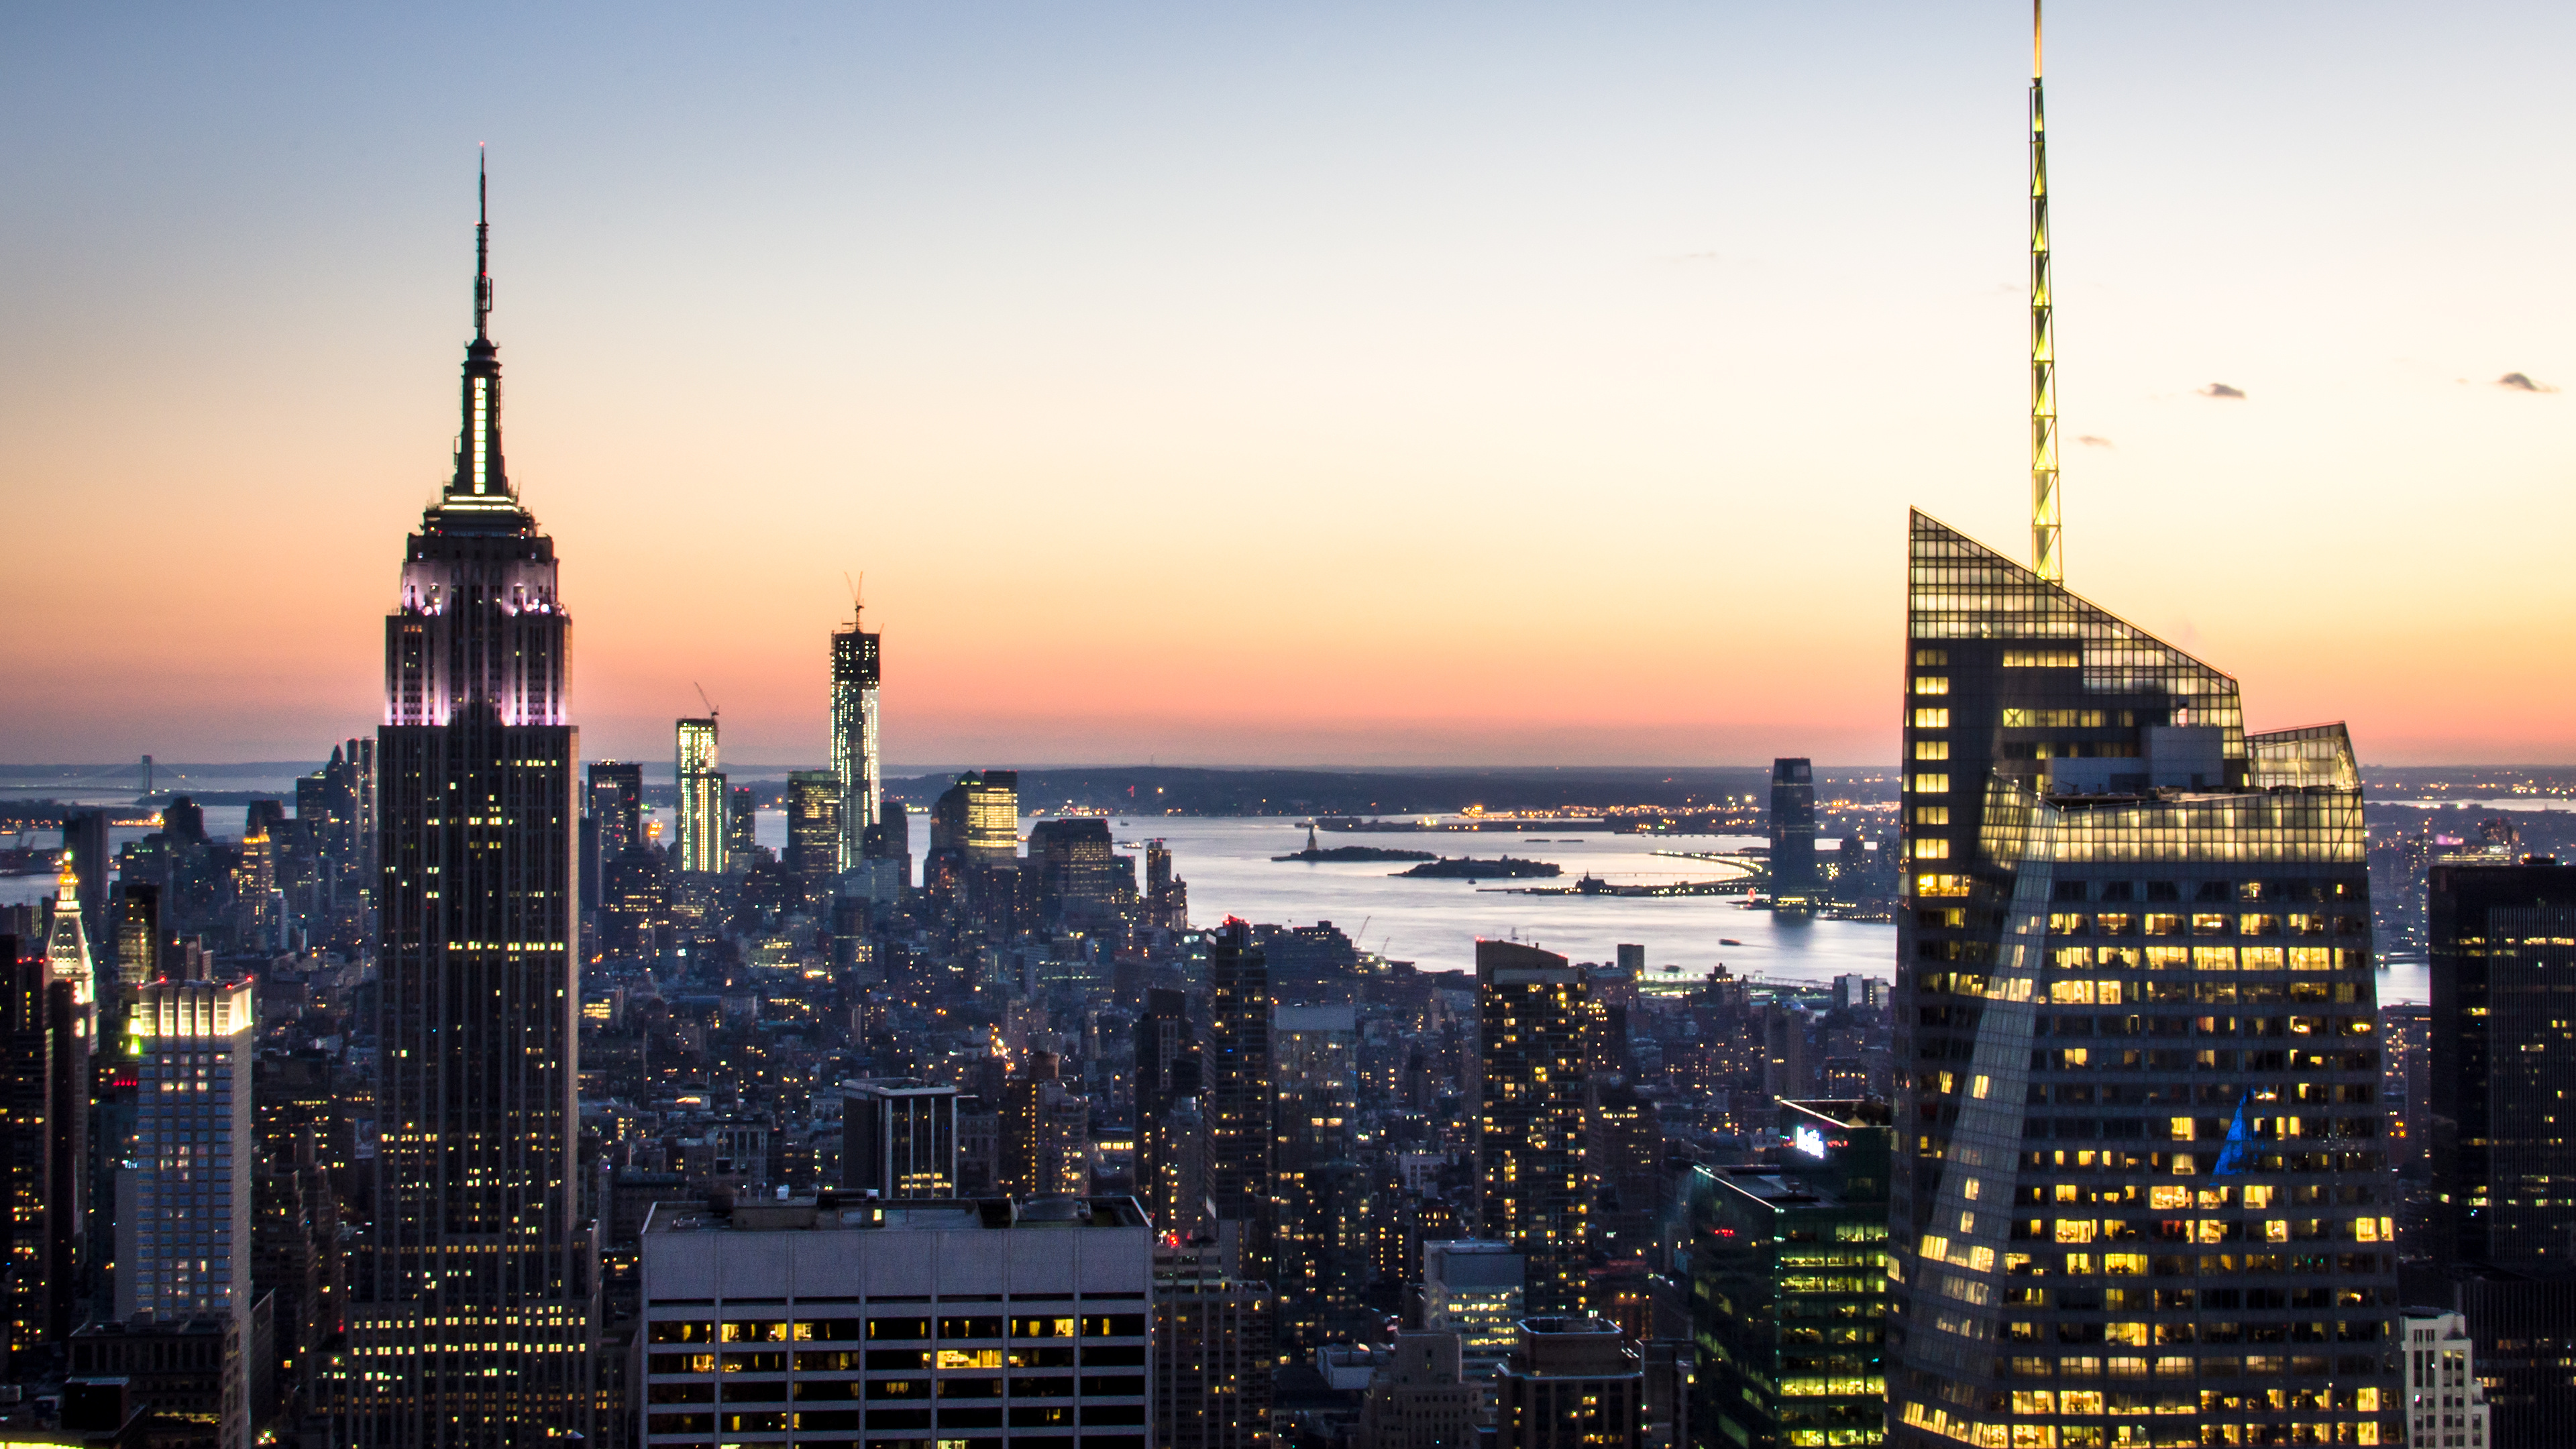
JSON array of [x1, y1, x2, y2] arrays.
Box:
[[5, 4, 2575, 768]]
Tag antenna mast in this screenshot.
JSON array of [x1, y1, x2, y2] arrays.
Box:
[[474, 146, 494, 341], [2029, 0, 2062, 584]]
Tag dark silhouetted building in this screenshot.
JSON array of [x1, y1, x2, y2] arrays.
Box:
[[2421, 858, 2576, 1446], [1205, 923, 1273, 1243], [587, 761, 643, 862], [1155, 1242, 1273, 1449], [0, 935, 54, 1373], [344, 176, 592, 1445], [1474, 941, 1589, 1316], [1028, 818, 1120, 928], [1768, 758, 1817, 902], [1496, 1316, 1640, 1449]]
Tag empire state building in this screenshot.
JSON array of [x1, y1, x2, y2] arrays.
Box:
[[344, 168, 594, 1446]]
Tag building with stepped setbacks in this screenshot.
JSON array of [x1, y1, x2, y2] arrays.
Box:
[[341, 164, 593, 1446]]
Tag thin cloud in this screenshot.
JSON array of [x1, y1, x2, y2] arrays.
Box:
[[2076, 434, 2114, 448], [2498, 372, 2559, 393], [2199, 382, 2246, 400]]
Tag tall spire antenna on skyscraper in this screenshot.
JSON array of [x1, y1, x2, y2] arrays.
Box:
[[2029, 1, 2062, 583], [474, 146, 494, 341]]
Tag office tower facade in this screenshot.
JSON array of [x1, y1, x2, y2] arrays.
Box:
[[1272, 1005, 1359, 1351], [1474, 941, 1590, 1316], [1494, 1318, 1642, 1449], [350, 175, 591, 1446], [1153, 1243, 1273, 1449], [40, 868, 97, 1342], [1000, 1051, 1089, 1199], [1205, 922, 1273, 1228], [0, 936, 52, 1372], [1028, 818, 1118, 927], [1353, 1330, 1476, 1449], [842, 1079, 959, 1199], [1144, 839, 1189, 932], [117, 977, 254, 1324], [1134, 989, 1199, 1232], [861, 798, 912, 890], [1769, 757, 1818, 902], [931, 771, 1021, 865], [588, 761, 644, 861], [829, 602, 882, 873], [2398, 1309, 2491, 1449], [2422, 859, 2576, 1446], [785, 769, 843, 901], [1421, 1240, 1525, 1377], [635, 1194, 1155, 1448], [62, 809, 111, 965], [2426, 859, 2576, 1272], [1886, 513, 2396, 1448], [675, 717, 723, 875], [112, 883, 161, 994], [1686, 1099, 1891, 1449], [726, 785, 759, 871]]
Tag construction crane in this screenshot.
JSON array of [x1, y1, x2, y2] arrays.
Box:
[[694, 682, 720, 723]]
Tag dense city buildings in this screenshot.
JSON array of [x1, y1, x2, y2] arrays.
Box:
[[1887, 513, 2398, 1448], [1474, 941, 1591, 1316], [1686, 1099, 1891, 1448], [635, 1194, 1154, 1447], [343, 181, 593, 1446], [829, 600, 883, 873]]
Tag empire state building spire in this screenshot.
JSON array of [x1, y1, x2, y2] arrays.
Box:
[[449, 150, 511, 508]]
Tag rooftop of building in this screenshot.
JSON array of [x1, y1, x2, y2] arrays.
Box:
[[644, 1193, 1149, 1235]]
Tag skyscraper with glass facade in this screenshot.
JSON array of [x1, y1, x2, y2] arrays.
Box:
[[117, 977, 253, 1325], [829, 603, 881, 873], [1887, 512, 2397, 1447], [1770, 757, 1819, 903], [674, 718, 724, 875], [347, 169, 592, 1446]]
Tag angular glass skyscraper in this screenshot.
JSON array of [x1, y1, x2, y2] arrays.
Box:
[[829, 604, 881, 872], [346, 171, 592, 1446], [1888, 513, 2397, 1447]]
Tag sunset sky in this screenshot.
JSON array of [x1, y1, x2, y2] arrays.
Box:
[[3, 3, 2571, 767]]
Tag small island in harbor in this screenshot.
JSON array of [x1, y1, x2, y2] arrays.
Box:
[[1276, 844, 1438, 863], [1397, 855, 1562, 880], [1274, 823, 1436, 863]]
